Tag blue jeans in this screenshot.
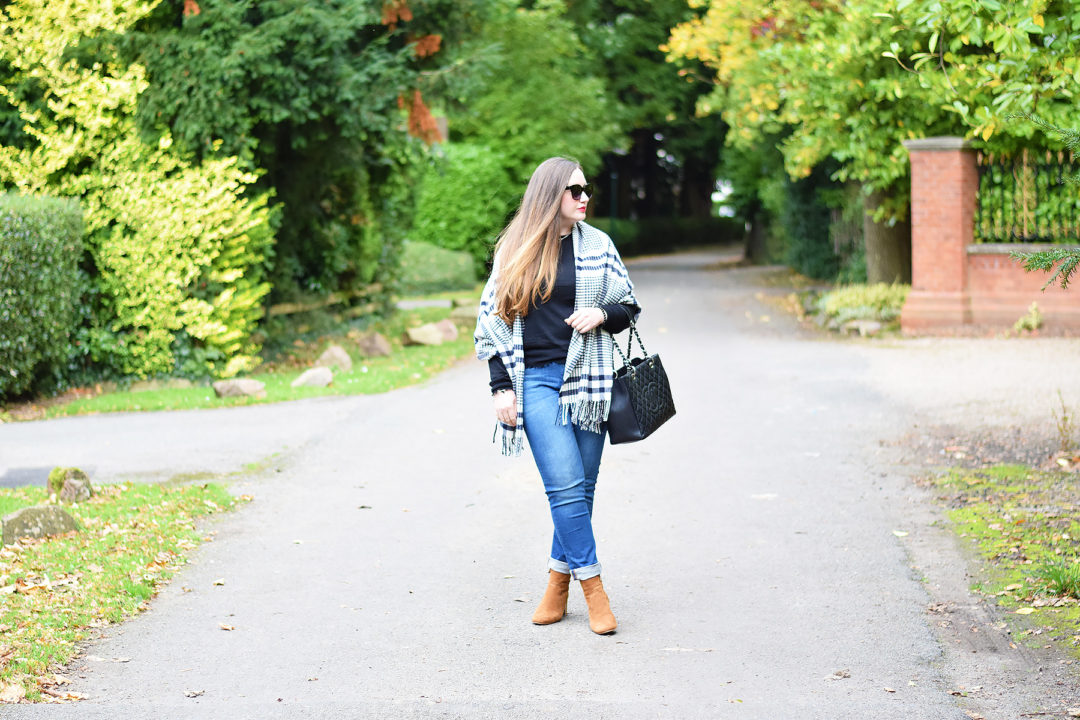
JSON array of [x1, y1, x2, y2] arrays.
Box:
[[522, 363, 606, 581]]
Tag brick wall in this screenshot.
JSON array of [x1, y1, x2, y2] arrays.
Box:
[[967, 248, 1080, 329], [901, 137, 1080, 333]]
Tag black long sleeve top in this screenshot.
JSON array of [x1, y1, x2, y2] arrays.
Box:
[[487, 233, 638, 393]]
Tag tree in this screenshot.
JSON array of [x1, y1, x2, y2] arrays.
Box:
[[890, 0, 1080, 289], [0, 0, 274, 379], [448, 1, 622, 185], [410, 0, 622, 266], [568, 0, 727, 222], [123, 0, 488, 302], [666, 0, 968, 281]]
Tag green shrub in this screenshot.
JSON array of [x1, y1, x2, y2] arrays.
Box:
[[411, 143, 517, 272], [0, 194, 83, 399], [817, 283, 910, 325], [396, 241, 478, 296]]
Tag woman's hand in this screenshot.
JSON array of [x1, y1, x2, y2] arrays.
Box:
[[493, 389, 516, 425], [565, 307, 605, 333]]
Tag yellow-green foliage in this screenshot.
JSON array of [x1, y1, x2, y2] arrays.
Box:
[[818, 283, 910, 323], [0, 0, 273, 379]]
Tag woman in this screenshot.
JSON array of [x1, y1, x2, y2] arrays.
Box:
[[474, 157, 639, 635]]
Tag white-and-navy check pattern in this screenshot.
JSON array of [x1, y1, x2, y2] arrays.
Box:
[[474, 221, 639, 456]]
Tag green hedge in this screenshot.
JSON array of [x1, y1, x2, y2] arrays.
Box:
[[0, 194, 83, 399], [396, 241, 477, 296], [411, 143, 516, 273], [588, 216, 744, 257]]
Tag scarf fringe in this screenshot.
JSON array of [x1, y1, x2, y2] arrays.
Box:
[[500, 427, 524, 457], [560, 398, 610, 435]]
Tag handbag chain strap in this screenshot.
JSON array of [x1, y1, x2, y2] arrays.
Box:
[[611, 321, 648, 370]]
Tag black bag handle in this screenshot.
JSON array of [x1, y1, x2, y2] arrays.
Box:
[[611, 321, 648, 371]]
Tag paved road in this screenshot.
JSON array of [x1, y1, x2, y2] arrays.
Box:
[[2, 251, 1078, 718]]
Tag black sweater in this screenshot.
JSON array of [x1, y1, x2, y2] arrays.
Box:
[[488, 234, 637, 393]]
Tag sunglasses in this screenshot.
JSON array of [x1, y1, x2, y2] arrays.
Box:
[[565, 183, 595, 201]]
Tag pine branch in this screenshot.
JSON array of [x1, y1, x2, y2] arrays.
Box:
[[1010, 248, 1080, 290]]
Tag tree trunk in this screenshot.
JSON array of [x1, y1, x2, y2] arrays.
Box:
[[745, 209, 769, 265], [863, 189, 911, 284]]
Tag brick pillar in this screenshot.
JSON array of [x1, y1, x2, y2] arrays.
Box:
[[900, 137, 977, 332]]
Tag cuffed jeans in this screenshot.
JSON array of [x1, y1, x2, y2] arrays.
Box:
[[522, 363, 606, 581]]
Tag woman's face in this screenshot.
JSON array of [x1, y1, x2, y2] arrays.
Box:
[[559, 168, 590, 231]]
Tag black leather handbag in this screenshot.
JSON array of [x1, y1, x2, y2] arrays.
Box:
[[607, 323, 675, 444]]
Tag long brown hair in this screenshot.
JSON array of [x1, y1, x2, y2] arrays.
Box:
[[492, 157, 580, 324]]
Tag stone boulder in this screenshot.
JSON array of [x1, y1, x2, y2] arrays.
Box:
[[315, 344, 353, 373], [291, 366, 333, 388], [842, 320, 883, 337], [356, 332, 392, 358], [404, 319, 459, 346], [404, 323, 445, 346], [434, 318, 459, 341], [212, 378, 267, 398], [2, 505, 79, 545], [47, 467, 94, 504]]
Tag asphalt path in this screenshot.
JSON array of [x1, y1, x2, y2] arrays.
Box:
[[2, 250, 1078, 718]]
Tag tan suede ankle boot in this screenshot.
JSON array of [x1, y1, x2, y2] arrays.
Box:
[[531, 570, 571, 625], [580, 576, 617, 634]]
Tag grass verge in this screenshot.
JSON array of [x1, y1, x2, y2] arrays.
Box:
[[931, 465, 1080, 659], [12, 296, 479, 420], [0, 482, 243, 702]]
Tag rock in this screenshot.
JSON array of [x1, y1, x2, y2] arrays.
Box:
[[356, 332, 392, 357], [450, 304, 479, 322], [315, 344, 353, 373], [60, 476, 94, 504], [212, 379, 266, 398], [47, 467, 93, 504], [404, 323, 446, 346], [434, 318, 458, 341], [2, 505, 79, 545], [291, 366, 333, 388], [843, 320, 883, 337]]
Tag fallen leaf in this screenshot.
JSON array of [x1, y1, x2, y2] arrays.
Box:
[[0, 682, 26, 703]]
